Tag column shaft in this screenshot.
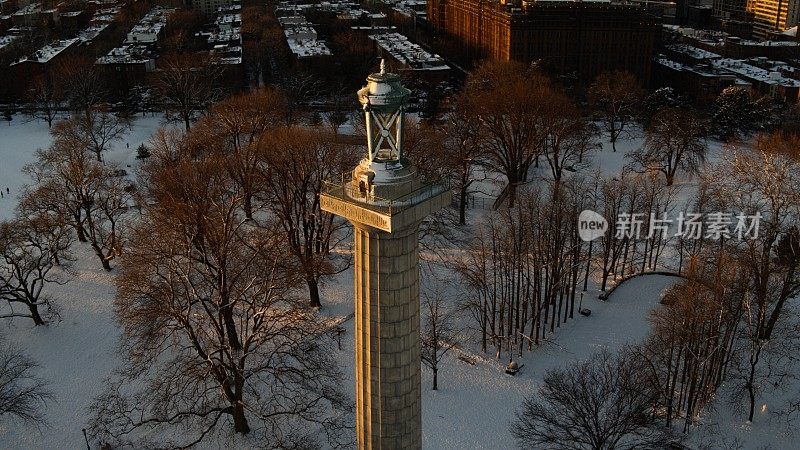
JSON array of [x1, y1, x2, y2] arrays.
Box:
[[353, 222, 421, 450]]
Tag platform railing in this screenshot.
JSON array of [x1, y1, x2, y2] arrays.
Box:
[[321, 174, 450, 216]]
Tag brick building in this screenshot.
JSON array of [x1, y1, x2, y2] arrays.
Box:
[[427, 0, 661, 82], [748, 0, 799, 39]]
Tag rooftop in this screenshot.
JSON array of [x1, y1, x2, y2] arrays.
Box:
[[96, 44, 155, 64], [666, 43, 722, 60], [711, 58, 800, 87], [125, 6, 173, 44], [92, 7, 121, 23], [14, 38, 78, 64], [279, 13, 331, 57], [12, 2, 41, 16], [369, 33, 448, 71], [664, 44, 800, 87], [0, 34, 19, 51], [76, 23, 109, 44]]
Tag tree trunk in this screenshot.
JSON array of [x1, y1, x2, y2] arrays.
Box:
[[28, 303, 46, 326], [92, 244, 112, 271], [307, 277, 321, 308], [459, 188, 467, 226], [432, 367, 438, 390], [746, 348, 760, 422], [74, 217, 87, 242], [232, 402, 251, 434], [506, 183, 517, 208], [243, 194, 254, 220]]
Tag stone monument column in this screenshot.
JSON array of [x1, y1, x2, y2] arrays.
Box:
[[320, 62, 450, 450]]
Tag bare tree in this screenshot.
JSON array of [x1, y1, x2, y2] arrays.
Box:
[[629, 108, 707, 186], [541, 90, 598, 182], [256, 127, 355, 308], [22, 122, 131, 270], [641, 254, 745, 431], [457, 179, 590, 357], [155, 53, 226, 130], [0, 340, 51, 423], [82, 172, 134, 271], [278, 71, 322, 125], [89, 155, 351, 448], [430, 99, 485, 225], [22, 123, 104, 243], [705, 139, 800, 422], [421, 289, 457, 390], [463, 61, 550, 207], [0, 218, 73, 325], [54, 56, 108, 118], [54, 109, 128, 162], [193, 88, 287, 218], [26, 76, 61, 128], [511, 349, 667, 450], [588, 70, 644, 152]]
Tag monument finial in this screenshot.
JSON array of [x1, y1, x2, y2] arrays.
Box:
[[380, 58, 386, 75]]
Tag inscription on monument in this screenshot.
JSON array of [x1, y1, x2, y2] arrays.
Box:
[[321, 196, 391, 232]]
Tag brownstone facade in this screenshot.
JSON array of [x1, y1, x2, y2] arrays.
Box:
[[428, 0, 661, 82]]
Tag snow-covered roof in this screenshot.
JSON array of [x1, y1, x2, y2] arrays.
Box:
[[711, 58, 800, 87], [76, 23, 109, 44], [660, 44, 800, 88], [656, 55, 736, 79], [14, 38, 78, 64], [279, 13, 331, 57], [337, 9, 368, 20], [215, 12, 240, 27], [12, 2, 41, 16], [666, 43, 721, 61], [96, 44, 155, 64], [369, 33, 448, 71], [199, 26, 241, 45], [391, 0, 427, 19], [275, 0, 361, 14], [92, 7, 121, 23], [0, 34, 19, 51], [124, 6, 173, 44], [286, 35, 331, 57]]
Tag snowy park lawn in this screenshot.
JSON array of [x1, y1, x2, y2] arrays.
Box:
[[0, 115, 792, 449], [0, 115, 162, 448]]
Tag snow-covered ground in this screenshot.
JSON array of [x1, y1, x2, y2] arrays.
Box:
[[0, 115, 792, 449], [0, 115, 163, 448], [0, 114, 164, 220]]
